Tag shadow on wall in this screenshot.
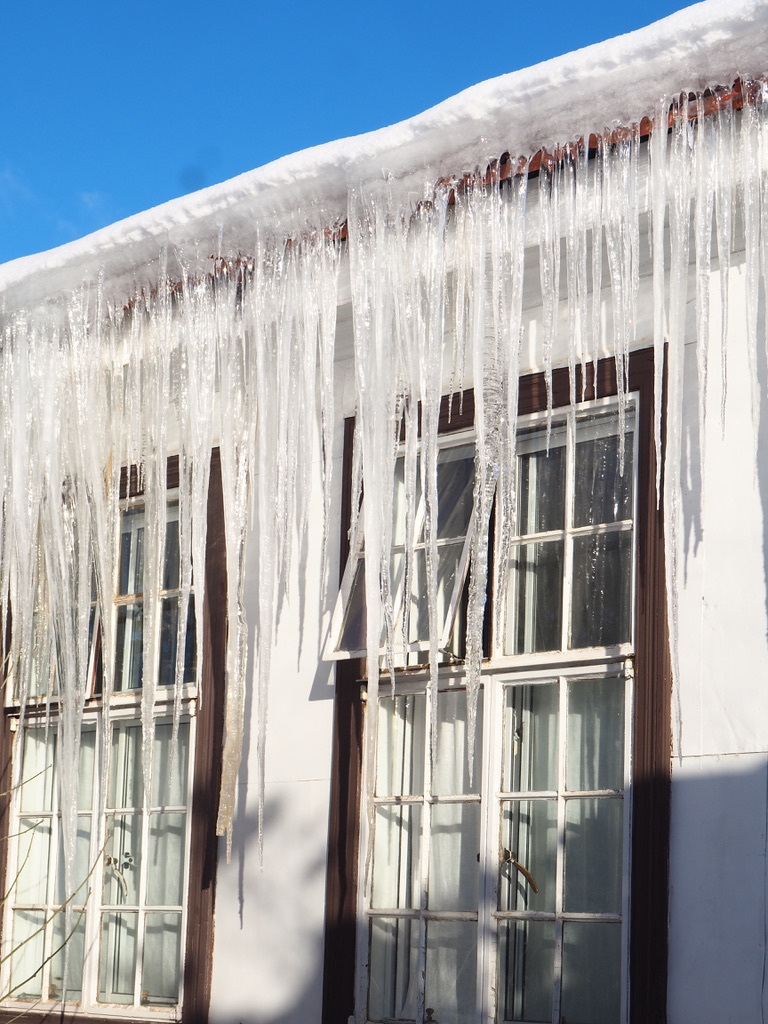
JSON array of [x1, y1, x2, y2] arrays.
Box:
[[210, 755, 768, 1024]]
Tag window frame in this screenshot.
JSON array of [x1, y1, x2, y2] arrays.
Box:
[[0, 450, 227, 1024], [322, 349, 671, 1024]]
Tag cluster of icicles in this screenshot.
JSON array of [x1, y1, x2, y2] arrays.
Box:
[[0, 80, 766, 891]]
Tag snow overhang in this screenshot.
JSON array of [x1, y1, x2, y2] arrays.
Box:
[[1, 0, 767, 313]]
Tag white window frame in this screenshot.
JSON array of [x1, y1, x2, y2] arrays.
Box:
[[352, 393, 639, 1024], [0, 490, 198, 1020]]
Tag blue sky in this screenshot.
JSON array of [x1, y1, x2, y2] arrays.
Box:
[[0, 0, 691, 265]]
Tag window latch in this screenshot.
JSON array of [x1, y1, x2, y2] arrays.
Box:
[[501, 848, 539, 893]]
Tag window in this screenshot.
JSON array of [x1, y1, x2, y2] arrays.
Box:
[[0, 453, 226, 1023], [323, 351, 671, 1024]]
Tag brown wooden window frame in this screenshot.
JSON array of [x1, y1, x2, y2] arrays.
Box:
[[322, 347, 671, 1024], [0, 450, 226, 1024]]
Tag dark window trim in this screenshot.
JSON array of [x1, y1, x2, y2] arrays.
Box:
[[321, 349, 671, 1024], [0, 449, 226, 1024]]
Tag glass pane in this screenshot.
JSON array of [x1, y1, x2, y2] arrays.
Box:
[[142, 913, 182, 1004], [517, 427, 566, 535], [163, 509, 180, 590], [50, 912, 85, 1002], [338, 559, 366, 653], [435, 444, 475, 540], [17, 820, 52, 904], [564, 798, 623, 913], [498, 919, 554, 1023], [405, 542, 466, 645], [570, 531, 632, 648], [20, 729, 55, 812], [103, 813, 142, 906], [424, 920, 477, 1024], [376, 694, 425, 798], [434, 688, 482, 796], [507, 540, 564, 654], [560, 921, 622, 1024], [78, 730, 96, 812], [573, 413, 634, 527], [115, 603, 143, 690], [158, 596, 197, 686], [99, 911, 137, 1004], [499, 800, 557, 913], [151, 722, 190, 807], [503, 684, 558, 793], [372, 805, 421, 910], [428, 802, 480, 910], [567, 678, 625, 792], [147, 813, 186, 906], [369, 916, 418, 1022], [10, 909, 44, 999], [55, 815, 92, 904], [119, 509, 144, 596], [108, 724, 143, 809]]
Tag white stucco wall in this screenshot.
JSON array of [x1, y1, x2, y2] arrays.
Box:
[[667, 264, 768, 1023]]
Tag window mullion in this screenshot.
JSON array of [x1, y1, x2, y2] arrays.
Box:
[[553, 674, 568, 1024], [561, 412, 576, 654], [418, 686, 433, 1024], [82, 718, 105, 1010], [482, 675, 501, 1022]]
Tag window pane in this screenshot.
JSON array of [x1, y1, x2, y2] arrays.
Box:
[[99, 911, 137, 1004], [517, 428, 566, 535], [147, 813, 186, 906], [159, 596, 197, 686], [372, 805, 421, 910], [424, 920, 477, 1024], [434, 688, 482, 796], [103, 814, 142, 906], [570, 531, 632, 648], [507, 540, 564, 654], [115, 603, 143, 690], [10, 909, 44, 999], [503, 684, 558, 793], [108, 723, 143, 809], [151, 721, 190, 807], [428, 802, 480, 911], [376, 695, 425, 798], [55, 815, 92, 905], [560, 921, 622, 1024], [163, 511, 180, 590], [17, 820, 52, 904], [434, 444, 475, 540], [50, 912, 85, 1002], [406, 542, 466, 646], [20, 729, 55, 813], [573, 413, 634, 527], [498, 919, 554, 1023], [369, 917, 418, 1021], [567, 678, 625, 792], [119, 509, 144, 596], [564, 798, 623, 913], [142, 913, 182, 1004], [338, 559, 365, 653], [499, 800, 557, 913], [78, 730, 96, 812]]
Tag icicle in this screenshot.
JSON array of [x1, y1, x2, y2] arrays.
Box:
[[694, 95, 716, 493], [649, 99, 670, 506], [665, 96, 694, 754], [714, 98, 735, 429]]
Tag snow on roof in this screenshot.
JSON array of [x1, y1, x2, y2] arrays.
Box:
[[2, 0, 767, 312]]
